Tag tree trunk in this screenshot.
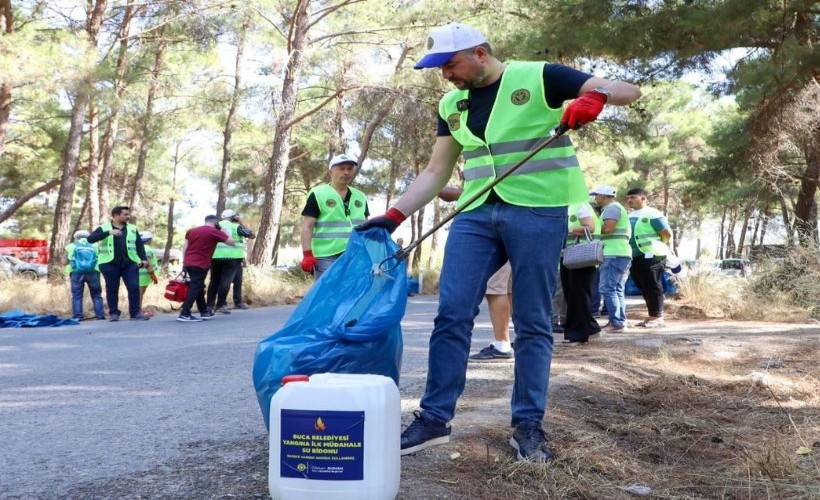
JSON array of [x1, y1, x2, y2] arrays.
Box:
[[793, 142, 819, 245], [726, 208, 737, 257], [427, 199, 441, 269], [86, 101, 101, 228], [98, 0, 134, 217], [717, 207, 726, 259], [129, 24, 166, 213], [216, 19, 248, 215], [0, 0, 13, 157], [72, 195, 89, 235], [736, 201, 754, 254], [251, 0, 311, 266], [0, 179, 60, 224], [412, 206, 424, 272], [162, 143, 181, 272], [47, 0, 108, 282], [778, 193, 794, 246]]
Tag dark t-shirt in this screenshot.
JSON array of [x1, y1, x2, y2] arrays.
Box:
[[436, 63, 592, 140], [301, 190, 371, 218], [183, 225, 229, 269]]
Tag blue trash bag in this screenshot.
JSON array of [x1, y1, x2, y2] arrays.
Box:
[[252, 228, 407, 429], [625, 272, 679, 296], [407, 277, 420, 296]]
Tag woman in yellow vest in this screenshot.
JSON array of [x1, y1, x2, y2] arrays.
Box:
[[300, 154, 369, 280], [137, 231, 159, 317], [561, 203, 602, 343]]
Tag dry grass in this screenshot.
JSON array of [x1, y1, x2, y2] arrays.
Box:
[[0, 267, 313, 317], [405, 337, 820, 499]]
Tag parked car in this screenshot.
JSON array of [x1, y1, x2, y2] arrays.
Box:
[[0, 255, 48, 280], [716, 258, 753, 277]]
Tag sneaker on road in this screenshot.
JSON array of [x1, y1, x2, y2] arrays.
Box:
[[109, 313, 120, 322], [130, 314, 150, 321], [510, 426, 554, 462], [469, 344, 514, 362], [233, 303, 250, 310], [400, 411, 451, 455], [216, 306, 231, 314], [643, 318, 666, 328], [177, 314, 202, 323], [602, 324, 625, 333]]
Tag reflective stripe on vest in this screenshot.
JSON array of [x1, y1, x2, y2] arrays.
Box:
[[309, 184, 368, 257], [599, 202, 632, 257], [97, 223, 140, 264], [440, 61, 589, 211], [633, 207, 669, 256], [213, 221, 245, 259], [566, 202, 601, 246]]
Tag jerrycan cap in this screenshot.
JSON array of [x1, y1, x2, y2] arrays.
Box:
[[281, 374, 310, 385]]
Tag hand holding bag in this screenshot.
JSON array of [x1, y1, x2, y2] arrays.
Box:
[[562, 226, 604, 269]]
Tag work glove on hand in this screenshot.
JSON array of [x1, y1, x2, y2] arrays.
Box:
[[300, 250, 317, 273], [560, 91, 607, 130], [355, 208, 406, 234]]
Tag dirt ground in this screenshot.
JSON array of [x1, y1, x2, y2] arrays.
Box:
[[50, 313, 819, 500]]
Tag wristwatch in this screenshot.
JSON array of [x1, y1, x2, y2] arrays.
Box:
[[592, 86, 612, 101]]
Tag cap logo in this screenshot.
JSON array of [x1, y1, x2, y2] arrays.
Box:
[[511, 89, 530, 105], [427, 36, 435, 50], [447, 113, 461, 131], [326, 199, 337, 208]]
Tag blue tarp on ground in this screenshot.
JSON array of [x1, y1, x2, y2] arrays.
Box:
[[252, 228, 407, 429], [0, 310, 80, 328]]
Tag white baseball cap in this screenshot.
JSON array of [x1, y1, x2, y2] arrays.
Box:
[[221, 209, 237, 219], [329, 154, 358, 170], [73, 230, 90, 240], [139, 231, 153, 241], [414, 23, 487, 69], [589, 185, 617, 197]]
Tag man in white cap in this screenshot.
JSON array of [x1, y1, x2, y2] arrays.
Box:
[[300, 153, 369, 280], [591, 185, 632, 333], [356, 22, 640, 462], [65, 230, 105, 321]]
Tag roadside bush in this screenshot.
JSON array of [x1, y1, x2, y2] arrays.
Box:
[[749, 246, 820, 318]]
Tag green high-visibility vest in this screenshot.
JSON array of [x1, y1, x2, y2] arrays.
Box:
[[632, 207, 669, 257], [213, 221, 245, 259], [138, 246, 159, 286], [97, 222, 140, 264], [566, 202, 601, 246], [309, 184, 367, 257], [599, 202, 632, 257], [440, 61, 588, 211]]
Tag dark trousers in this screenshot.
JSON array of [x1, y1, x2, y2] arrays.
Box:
[[560, 263, 601, 341], [629, 257, 666, 317], [232, 265, 243, 305], [181, 266, 208, 316], [99, 261, 140, 317], [206, 259, 242, 309]]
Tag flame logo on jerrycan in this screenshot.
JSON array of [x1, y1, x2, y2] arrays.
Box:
[[314, 417, 327, 431]]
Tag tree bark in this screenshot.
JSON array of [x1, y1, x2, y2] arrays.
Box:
[[129, 24, 166, 213], [0, 0, 13, 157], [162, 142, 181, 272], [778, 193, 794, 247], [99, 0, 134, 217], [47, 0, 108, 282], [216, 19, 248, 215], [717, 207, 726, 259], [251, 0, 311, 266], [86, 101, 101, 228], [793, 142, 819, 245]]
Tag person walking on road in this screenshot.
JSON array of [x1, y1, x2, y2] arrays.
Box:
[[626, 187, 673, 328], [87, 206, 153, 322], [137, 231, 159, 317], [592, 186, 632, 333], [206, 209, 255, 314], [178, 215, 235, 323], [356, 22, 640, 462], [300, 154, 370, 280], [65, 230, 105, 321]]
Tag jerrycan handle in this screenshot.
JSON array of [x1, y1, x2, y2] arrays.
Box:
[[281, 374, 309, 385]]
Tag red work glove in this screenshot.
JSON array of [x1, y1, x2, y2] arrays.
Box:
[[560, 91, 607, 130], [301, 250, 317, 272], [355, 208, 407, 234]]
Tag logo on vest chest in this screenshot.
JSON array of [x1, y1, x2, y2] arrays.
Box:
[[326, 199, 337, 208], [447, 113, 461, 131], [511, 89, 530, 105], [570, 214, 578, 222], [353, 200, 363, 208]]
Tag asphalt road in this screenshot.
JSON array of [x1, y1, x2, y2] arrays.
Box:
[[0, 296, 472, 499]]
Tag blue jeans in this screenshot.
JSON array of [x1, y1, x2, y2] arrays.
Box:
[[99, 261, 141, 317], [598, 256, 632, 328], [70, 272, 105, 318], [419, 203, 566, 428]]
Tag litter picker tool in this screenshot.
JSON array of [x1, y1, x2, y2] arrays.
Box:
[[376, 124, 569, 273]]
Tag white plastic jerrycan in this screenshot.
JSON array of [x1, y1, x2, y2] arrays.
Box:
[[269, 373, 401, 500]]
